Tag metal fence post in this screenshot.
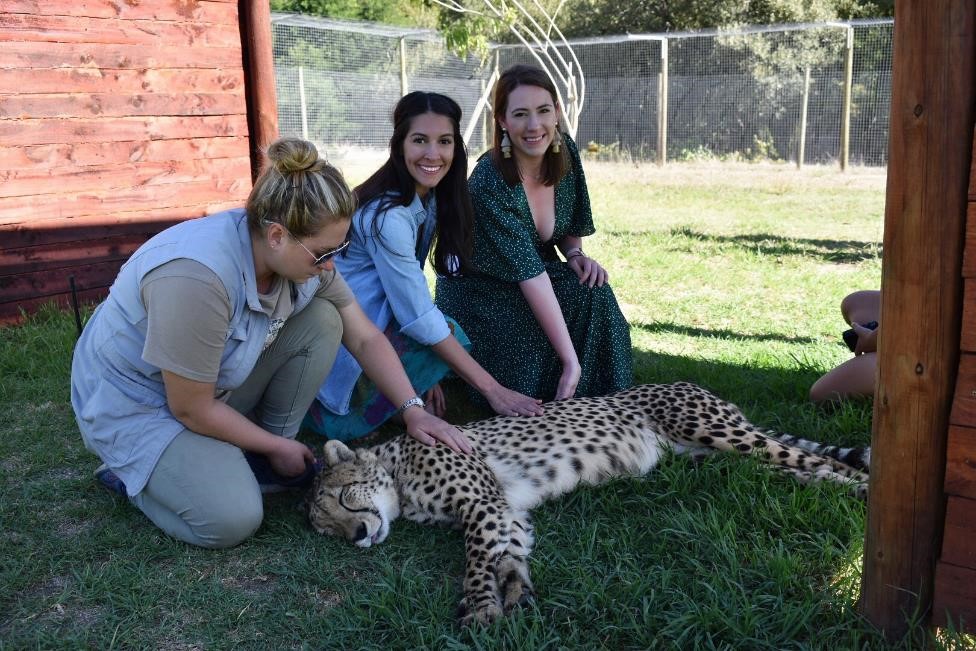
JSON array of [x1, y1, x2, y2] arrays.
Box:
[[298, 65, 309, 140], [797, 66, 810, 169], [657, 37, 668, 166], [400, 37, 408, 97], [840, 25, 854, 170]]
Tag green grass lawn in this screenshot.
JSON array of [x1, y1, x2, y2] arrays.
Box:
[[1, 160, 969, 649]]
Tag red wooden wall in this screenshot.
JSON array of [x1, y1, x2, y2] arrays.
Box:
[[0, 0, 255, 324], [933, 126, 976, 633]]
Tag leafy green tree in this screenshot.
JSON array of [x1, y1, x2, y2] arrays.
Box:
[[271, 0, 439, 28], [557, 0, 892, 38], [271, 0, 892, 45]]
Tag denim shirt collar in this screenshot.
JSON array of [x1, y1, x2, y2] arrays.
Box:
[[410, 192, 437, 264]]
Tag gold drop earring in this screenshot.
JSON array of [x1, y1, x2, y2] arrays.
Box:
[[500, 128, 512, 159], [551, 125, 561, 154]]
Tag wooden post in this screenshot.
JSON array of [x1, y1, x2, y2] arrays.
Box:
[[657, 37, 668, 166], [239, 0, 279, 181], [860, 0, 976, 640], [797, 66, 810, 170], [839, 25, 854, 171]]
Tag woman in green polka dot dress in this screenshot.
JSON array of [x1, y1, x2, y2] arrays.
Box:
[[436, 64, 632, 404]]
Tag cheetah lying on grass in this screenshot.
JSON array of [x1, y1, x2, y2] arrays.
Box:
[[306, 382, 870, 626]]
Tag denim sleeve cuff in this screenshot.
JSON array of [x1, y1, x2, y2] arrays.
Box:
[[398, 306, 452, 346]]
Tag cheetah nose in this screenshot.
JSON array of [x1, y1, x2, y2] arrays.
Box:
[[353, 522, 368, 542]]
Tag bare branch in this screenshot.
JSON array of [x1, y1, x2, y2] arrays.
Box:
[[436, 0, 584, 136]]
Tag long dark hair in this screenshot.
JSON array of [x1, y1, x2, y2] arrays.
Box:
[[490, 64, 569, 187], [354, 91, 474, 277]]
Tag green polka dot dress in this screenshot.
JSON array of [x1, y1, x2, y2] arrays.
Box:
[[435, 136, 632, 404]]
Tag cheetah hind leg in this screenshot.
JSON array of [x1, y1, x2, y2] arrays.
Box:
[[495, 514, 536, 613]]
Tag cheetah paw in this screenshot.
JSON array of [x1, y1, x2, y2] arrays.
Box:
[[457, 599, 503, 626]]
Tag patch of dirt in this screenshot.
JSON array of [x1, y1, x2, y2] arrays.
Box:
[[219, 574, 278, 598]]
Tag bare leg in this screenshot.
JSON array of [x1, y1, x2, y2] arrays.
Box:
[[810, 290, 880, 403], [810, 351, 877, 403], [841, 290, 880, 326]]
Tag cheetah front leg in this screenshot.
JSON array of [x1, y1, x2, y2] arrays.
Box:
[[455, 496, 512, 626], [495, 513, 536, 613]]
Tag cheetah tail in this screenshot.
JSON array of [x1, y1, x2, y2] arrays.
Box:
[[767, 432, 871, 472]]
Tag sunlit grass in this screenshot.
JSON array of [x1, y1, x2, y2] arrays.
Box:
[[3, 159, 972, 648]]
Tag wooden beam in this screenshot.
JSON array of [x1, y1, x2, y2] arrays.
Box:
[[860, 0, 976, 640], [239, 0, 278, 181]]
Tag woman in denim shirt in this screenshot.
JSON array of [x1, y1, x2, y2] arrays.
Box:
[[307, 92, 542, 441]]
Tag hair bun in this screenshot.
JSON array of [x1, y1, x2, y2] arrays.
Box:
[[267, 136, 320, 174]]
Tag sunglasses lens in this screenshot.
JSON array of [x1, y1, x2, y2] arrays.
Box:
[[314, 240, 349, 265]]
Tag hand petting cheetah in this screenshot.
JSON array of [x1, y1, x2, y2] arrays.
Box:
[[305, 382, 870, 626]]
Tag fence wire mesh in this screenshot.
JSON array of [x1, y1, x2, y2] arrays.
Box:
[[271, 13, 893, 167]]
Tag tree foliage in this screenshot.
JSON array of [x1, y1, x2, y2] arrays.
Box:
[[271, 0, 893, 44], [554, 0, 893, 38], [270, 0, 439, 29]]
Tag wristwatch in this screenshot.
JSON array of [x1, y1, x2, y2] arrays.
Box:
[[396, 396, 426, 414]]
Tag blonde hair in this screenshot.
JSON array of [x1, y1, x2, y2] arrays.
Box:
[[246, 137, 357, 237]]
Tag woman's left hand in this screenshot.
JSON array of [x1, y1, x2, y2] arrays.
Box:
[[568, 254, 608, 288], [424, 383, 447, 418], [402, 407, 473, 454], [484, 385, 544, 417]]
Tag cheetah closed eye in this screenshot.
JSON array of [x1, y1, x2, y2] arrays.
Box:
[[306, 382, 870, 626]]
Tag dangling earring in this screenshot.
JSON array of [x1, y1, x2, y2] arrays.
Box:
[[551, 125, 561, 154], [500, 128, 512, 159]]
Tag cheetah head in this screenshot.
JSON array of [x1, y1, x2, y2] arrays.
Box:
[[305, 440, 400, 548]]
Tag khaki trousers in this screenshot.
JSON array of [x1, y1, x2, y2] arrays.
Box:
[[129, 298, 342, 548]]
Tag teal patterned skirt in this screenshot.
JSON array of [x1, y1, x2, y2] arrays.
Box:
[[303, 318, 470, 442]]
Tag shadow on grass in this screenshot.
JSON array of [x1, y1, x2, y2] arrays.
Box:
[[633, 346, 811, 405], [671, 228, 882, 264], [605, 227, 882, 264], [632, 319, 820, 344], [631, 346, 875, 446]]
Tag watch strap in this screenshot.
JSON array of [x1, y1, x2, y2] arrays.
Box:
[[396, 395, 425, 415]]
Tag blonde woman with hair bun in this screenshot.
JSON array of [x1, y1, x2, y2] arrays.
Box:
[[71, 136, 470, 550]]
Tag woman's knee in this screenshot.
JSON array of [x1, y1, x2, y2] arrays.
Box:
[[195, 499, 264, 549], [294, 298, 343, 360], [841, 290, 880, 325], [139, 433, 266, 549]]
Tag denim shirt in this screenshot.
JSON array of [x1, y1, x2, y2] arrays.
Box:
[[317, 192, 450, 415], [70, 210, 322, 496]]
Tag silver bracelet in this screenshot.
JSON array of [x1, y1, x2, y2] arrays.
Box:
[[396, 396, 425, 414]]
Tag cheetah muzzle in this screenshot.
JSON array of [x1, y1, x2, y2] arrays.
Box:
[[305, 382, 870, 626]]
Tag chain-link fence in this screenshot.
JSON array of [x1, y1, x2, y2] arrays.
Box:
[[271, 13, 893, 167]]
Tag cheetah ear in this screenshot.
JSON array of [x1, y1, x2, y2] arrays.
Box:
[[323, 440, 355, 466], [354, 448, 379, 465]]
